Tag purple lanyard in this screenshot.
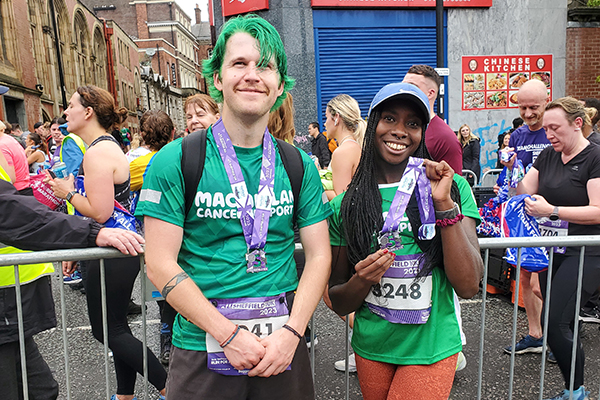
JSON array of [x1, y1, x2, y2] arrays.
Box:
[[212, 119, 276, 272], [379, 157, 436, 251]]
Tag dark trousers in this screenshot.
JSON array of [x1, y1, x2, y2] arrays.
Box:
[[82, 256, 167, 395], [0, 337, 59, 400], [540, 254, 600, 389], [166, 339, 314, 400]]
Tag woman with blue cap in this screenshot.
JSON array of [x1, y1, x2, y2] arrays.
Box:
[[327, 82, 483, 399]]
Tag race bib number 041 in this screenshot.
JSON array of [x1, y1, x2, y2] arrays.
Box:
[[205, 294, 290, 376]]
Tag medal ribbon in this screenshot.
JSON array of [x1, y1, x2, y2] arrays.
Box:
[[212, 119, 276, 253], [381, 157, 436, 242]]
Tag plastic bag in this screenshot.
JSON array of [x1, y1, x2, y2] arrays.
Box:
[[74, 176, 138, 233], [501, 194, 548, 272], [30, 174, 62, 210]]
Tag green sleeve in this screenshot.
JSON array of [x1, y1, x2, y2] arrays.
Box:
[[328, 193, 347, 247], [134, 140, 186, 227], [295, 149, 333, 228]]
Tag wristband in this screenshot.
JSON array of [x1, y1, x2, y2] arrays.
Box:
[[66, 191, 77, 203], [436, 214, 465, 228], [282, 324, 303, 340], [434, 202, 460, 220], [220, 324, 240, 348]]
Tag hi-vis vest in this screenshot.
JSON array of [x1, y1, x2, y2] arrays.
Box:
[[60, 133, 86, 215], [0, 164, 54, 288]]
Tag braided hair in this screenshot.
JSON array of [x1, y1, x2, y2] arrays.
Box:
[[339, 105, 461, 279]]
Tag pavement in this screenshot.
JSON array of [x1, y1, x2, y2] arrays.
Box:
[[33, 269, 600, 400]]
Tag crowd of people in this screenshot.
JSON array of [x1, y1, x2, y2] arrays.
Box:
[[1, 12, 599, 400]]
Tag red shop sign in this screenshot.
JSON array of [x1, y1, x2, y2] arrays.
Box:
[[222, 0, 269, 17], [311, 0, 492, 8], [461, 54, 553, 111]]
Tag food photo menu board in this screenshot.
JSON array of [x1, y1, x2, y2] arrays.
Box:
[[461, 55, 553, 111]]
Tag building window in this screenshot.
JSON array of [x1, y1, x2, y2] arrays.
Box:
[[0, 0, 19, 70], [93, 27, 107, 90], [73, 10, 91, 86]]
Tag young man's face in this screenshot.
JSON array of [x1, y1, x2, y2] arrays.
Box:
[[214, 32, 284, 121], [402, 73, 437, 105]]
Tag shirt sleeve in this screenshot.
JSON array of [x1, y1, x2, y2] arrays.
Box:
[[296, 148, 333, 229], [454, 174, 481, 224], [587, 146, 600, 180], [134, 140, 186, 227], [328, 194, 346, 247]]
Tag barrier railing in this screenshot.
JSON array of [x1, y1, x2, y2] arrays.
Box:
[[2, 236, 600, 400], [461, 169, 479, 186]]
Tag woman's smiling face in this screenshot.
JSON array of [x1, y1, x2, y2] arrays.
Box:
[[374, 98, 424, 167]]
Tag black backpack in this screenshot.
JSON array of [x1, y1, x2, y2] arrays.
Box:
[[180, 129, 305, 223]]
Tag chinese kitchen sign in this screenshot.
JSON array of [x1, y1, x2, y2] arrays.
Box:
[[311, 0, 491, 7], [461, 54, 553, 111], [222, 0, 268, 17]]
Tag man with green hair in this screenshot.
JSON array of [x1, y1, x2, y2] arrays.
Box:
[[136, 14, 331, 398]]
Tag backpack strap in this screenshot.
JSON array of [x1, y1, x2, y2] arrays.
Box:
[[181, 129, 207, 218], [275, 139, 304, 224]]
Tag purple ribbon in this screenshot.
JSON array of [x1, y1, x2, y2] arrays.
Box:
[[212, 119, 276, 272], [380, 157, 436, 249]]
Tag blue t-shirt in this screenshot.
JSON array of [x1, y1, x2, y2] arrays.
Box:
[[508, 125, 550, 168]]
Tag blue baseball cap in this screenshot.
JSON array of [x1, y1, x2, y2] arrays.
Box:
[[368, 82, 431, 125], [0, 85, 8, 95]]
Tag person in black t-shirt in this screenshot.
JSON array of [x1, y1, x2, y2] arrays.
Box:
[[308, 122, 331, 169], [518, 97, 600, 400]]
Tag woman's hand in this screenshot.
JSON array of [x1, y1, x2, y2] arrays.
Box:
[[48, 174, 75, 199], [62, 261, 77, 276], [499, 147, 516, 170], [423, 159, 454, 207], [524, 195, 553, 218], [25, 146, 34, 156], [354, 249, 395, 285]]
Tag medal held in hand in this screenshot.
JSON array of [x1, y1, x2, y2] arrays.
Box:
[[378, 157, 436, 251]]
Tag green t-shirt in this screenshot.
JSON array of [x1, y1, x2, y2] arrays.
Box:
[[136, 128, 332, 351], [329, 174, 480, 365]]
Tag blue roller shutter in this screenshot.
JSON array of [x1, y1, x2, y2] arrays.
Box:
[[313, 9, 446, 126]]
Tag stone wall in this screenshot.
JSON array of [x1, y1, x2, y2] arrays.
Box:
[[447, 0, 567, 172]]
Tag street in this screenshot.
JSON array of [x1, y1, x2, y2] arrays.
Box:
[[34, 269, 600, 400]]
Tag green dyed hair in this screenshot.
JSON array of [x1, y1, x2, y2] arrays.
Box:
[[202, 14, 295, 111]]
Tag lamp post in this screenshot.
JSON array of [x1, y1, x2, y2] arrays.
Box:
[[436, 0, 445, 121], [48, 0, 68, 110]]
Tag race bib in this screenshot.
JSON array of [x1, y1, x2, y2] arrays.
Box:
[[365, 254, 433, 324], [205, 294, 290, 376], [538, 219, 568, 254]]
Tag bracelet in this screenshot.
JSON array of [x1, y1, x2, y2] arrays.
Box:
[[220, 324, 240, 348], [435, 214, 464, 227], [282, 324, 302, 340], [434, 202, 460, 220]]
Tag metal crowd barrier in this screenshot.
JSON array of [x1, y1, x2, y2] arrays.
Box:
[[480, 168, 503, 187], [461, 169, 478, 186], [2, 236, 600, 400]]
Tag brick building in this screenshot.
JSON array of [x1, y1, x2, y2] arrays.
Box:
[[0, 0, 141, 132], [91, 0, 211, 131], [565, 4, 600, 100]]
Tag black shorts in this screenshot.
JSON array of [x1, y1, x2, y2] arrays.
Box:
[[165, 340, 314, 400]]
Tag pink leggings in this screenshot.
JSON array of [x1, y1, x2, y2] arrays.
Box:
[[355, 353, 458, 400]]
